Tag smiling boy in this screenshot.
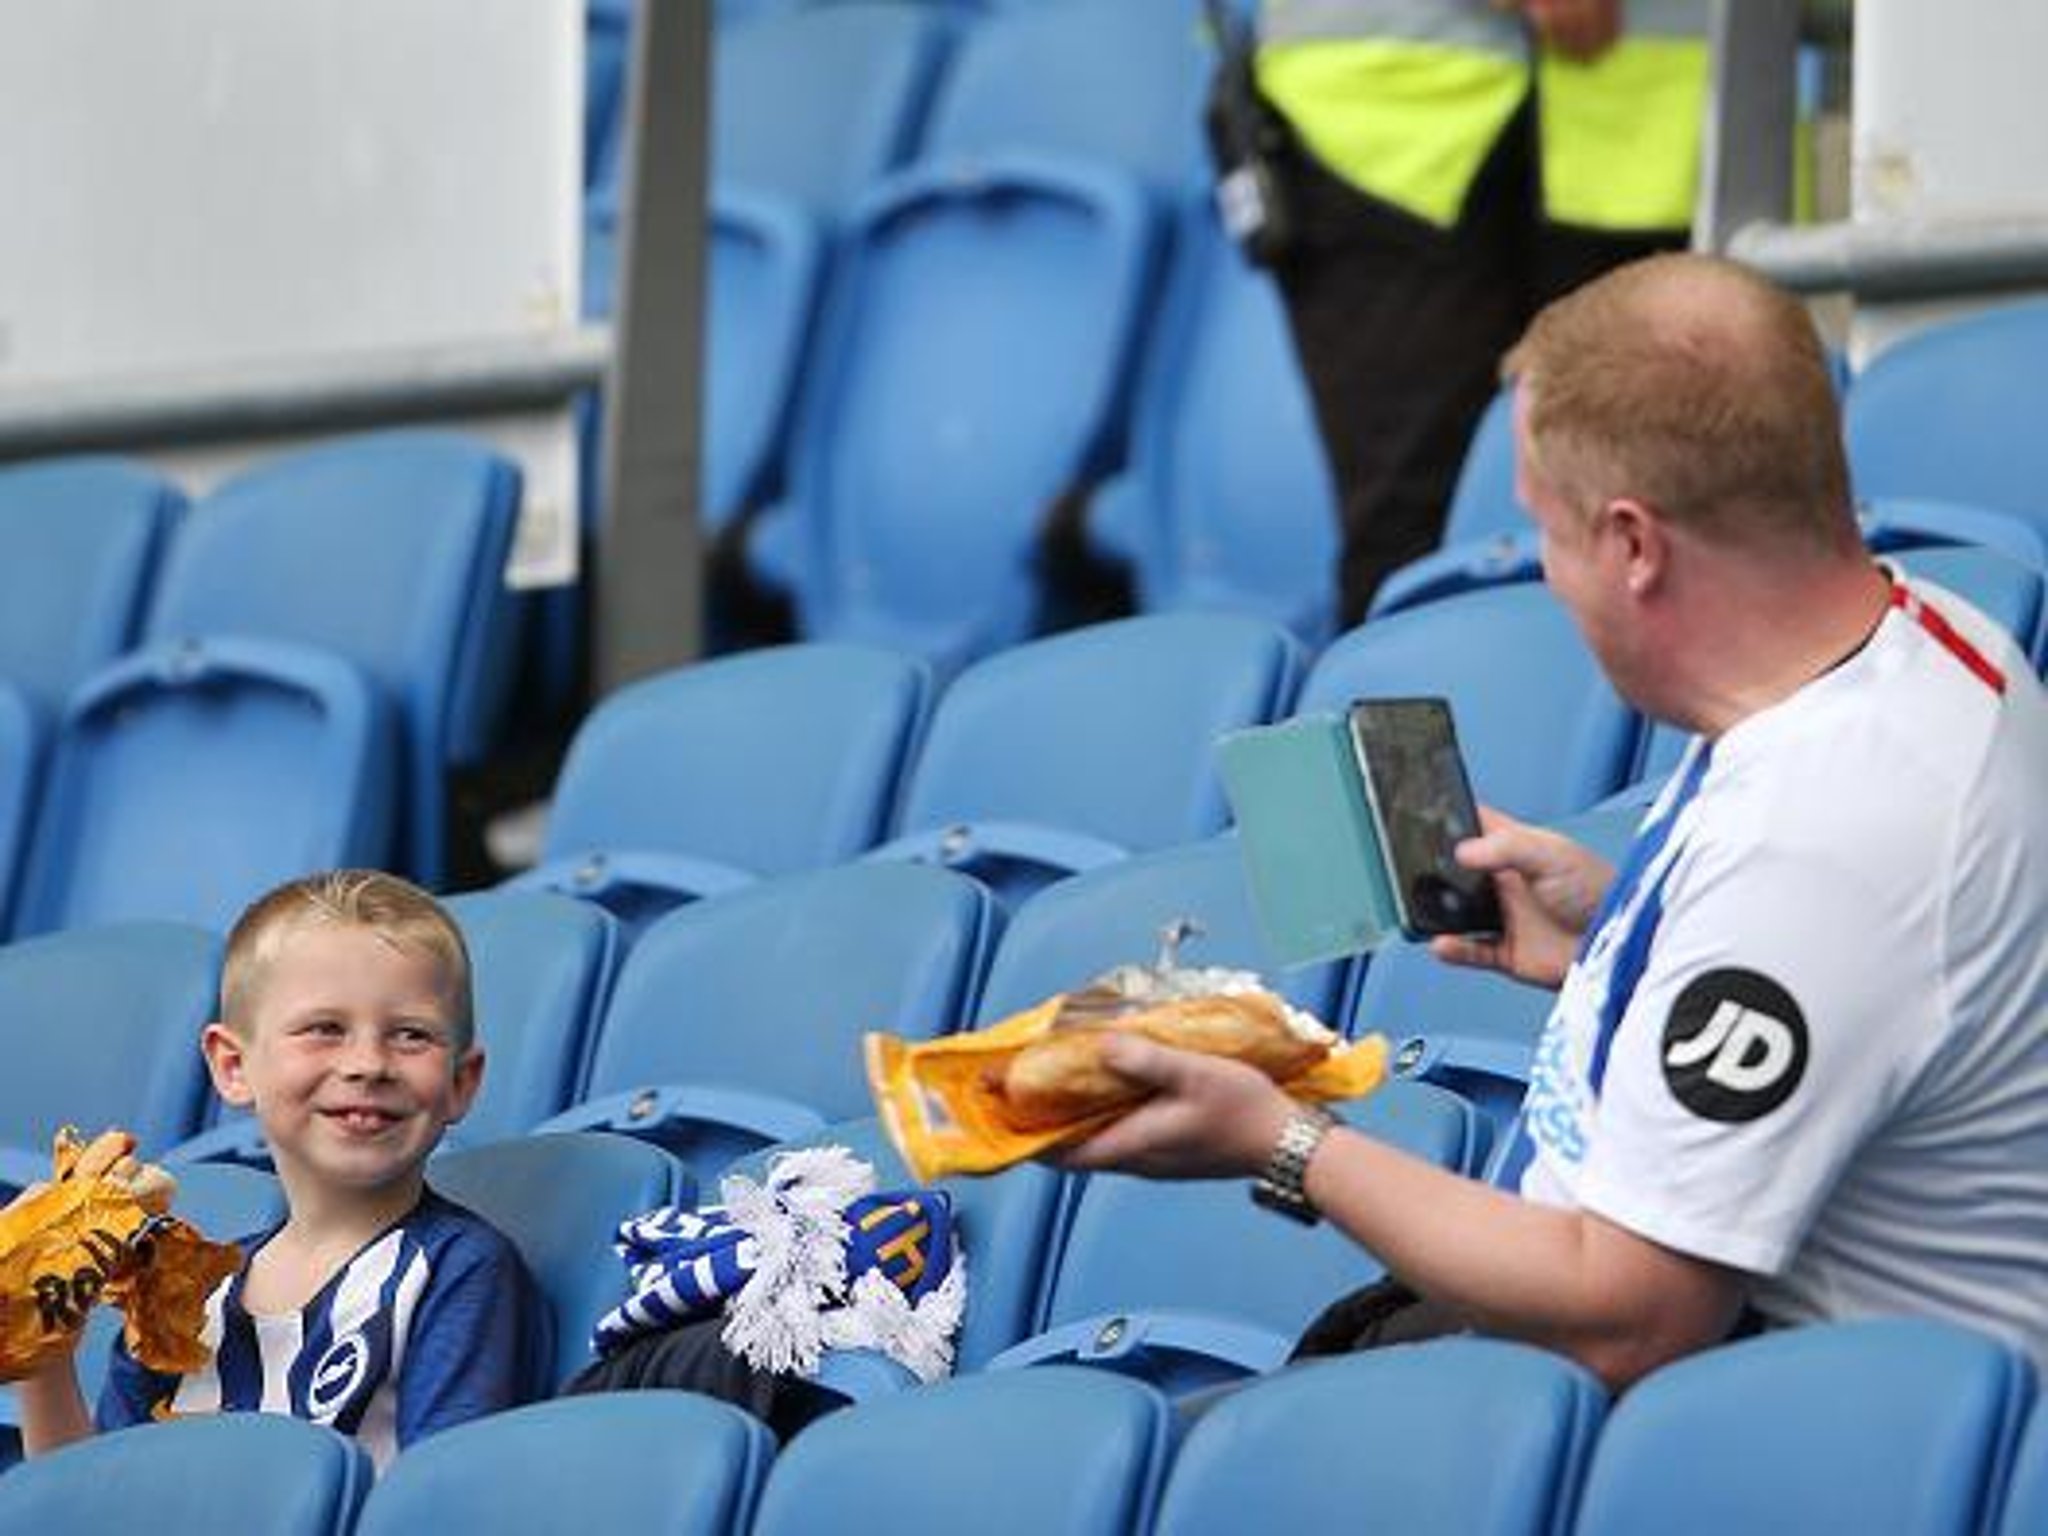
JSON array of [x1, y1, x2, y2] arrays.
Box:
[[17, 870, 542, 1470]]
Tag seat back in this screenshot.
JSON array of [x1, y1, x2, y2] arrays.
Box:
[[0, 680, 42, 939], [1096, 193, 1338, 641], [889, 614, 1300, 900], [355, 1391, 773, 1536], [776, 156, 1156, 666], [1847, 299, 2048, 527], [444, 889, 621, 1144], [1999, 1396, 2048, 1536], [13, 638, 395, 938], [1575, 1319, 2034, 1536], [703, 188, 826, 531], [1442, 386, 1521, 545], [0, 1414, 368, 1535], [530, 642, 930, 922], [1154, 1338, 1606, 1536], [0, 456, 180, 714], [1300, 584, 1639, 822], [729, 1115, 1064, 1372], [978, 833, 1349, 1025], [429, 1132, 688, 1391], [713, 1, 950, 219], [919, 0, 1211, 197], [144, 431, 520, 886], [578, 863, 998, 1152], [1009, 1080, 1483, 1389], [0, 920, 221, 1194], [752, 1366, 1171, 1536]]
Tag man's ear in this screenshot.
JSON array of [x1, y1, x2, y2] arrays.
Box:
[[200, 1022, 255, 1108], [1603, 496, 1669, 596]]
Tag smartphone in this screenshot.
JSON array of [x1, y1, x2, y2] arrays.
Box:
[[1347, 698, 1502, 941]]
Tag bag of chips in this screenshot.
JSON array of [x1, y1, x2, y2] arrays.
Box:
[[868, 963, 1388, 1182], [0, 1129, 240, 1381]]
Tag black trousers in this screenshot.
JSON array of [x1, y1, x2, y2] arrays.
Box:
[[1262, 98, 1684, 626], [563, 1318, 850, 1442]]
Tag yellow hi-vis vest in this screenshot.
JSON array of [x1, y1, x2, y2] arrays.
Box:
[[1255, 0, 1708, 232]]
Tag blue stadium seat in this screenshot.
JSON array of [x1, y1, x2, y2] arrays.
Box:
[[1298, 585, 1641, 822], [977, 833, 1350, 1025], [539, 863, 997, 1175], [0, 920, 221, 1198], [142, 431, 521, 887], [0, 1414, 369, 1535], [749, 156, 1158, 670], [702, 188, 826, 532], [711, 1, 950, 220], [0, 680, 41, 938], [0, 455, 181, 717], [916, 0, 1212, 200], [1154, 1338, 1606, 1536], [870, 614, 1301, 908], [430, 1131, 688, 1391], [987, 1079, 1484, 1391], [1090, 194, 1339, 643], [510, 643, 930, 936], [1847, 298, 2048, 530], [727, 1114, 1065, 1383], [1574, 1319, 2034, 1536], [1860, 496, 2048, 573], [1443, 385, 1521, 544], [354, 1391, 773, 1536], [751, 1366, 1171, 1536], [1999, 1395, 2048, 1536], [10, 638, 396, 938]]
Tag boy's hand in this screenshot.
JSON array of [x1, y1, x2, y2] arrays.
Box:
[[1430, 806, 1613, 989]]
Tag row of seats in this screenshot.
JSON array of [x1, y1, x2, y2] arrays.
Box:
[[6, 1317, 2040, 1536], [590, 0, 2048, 677], [0, 433, 522, 938]]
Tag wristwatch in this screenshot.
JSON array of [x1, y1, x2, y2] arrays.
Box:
[[1250, 1104, 1337, 1224]]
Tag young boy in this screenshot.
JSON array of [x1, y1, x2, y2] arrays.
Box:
[[16, 869, 543, 1471]]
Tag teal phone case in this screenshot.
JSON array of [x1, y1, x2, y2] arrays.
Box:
[[1215, 711, 1398, 967]]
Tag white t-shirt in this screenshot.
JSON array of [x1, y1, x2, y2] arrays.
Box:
[[1513, 575, 2048, 1365]]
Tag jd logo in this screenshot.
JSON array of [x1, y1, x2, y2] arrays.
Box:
[[32, 1227, 127, 1334], [307, 1334, 370, 1419], [1662, 969, 1808, 1123]]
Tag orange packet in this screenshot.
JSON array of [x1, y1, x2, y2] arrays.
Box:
[[0, 1129, 239, 1381], [867, 994, 1388, 1183]]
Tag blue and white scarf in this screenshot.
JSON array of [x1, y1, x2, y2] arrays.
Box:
[[591, 1146, 967, 1383]]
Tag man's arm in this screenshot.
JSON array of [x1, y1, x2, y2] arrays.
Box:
[[16, 1352, 94, 1457], [1060, 1037, 1745, 1391]]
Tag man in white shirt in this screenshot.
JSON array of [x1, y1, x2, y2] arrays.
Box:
[[1062, 253, 2048, 1386]]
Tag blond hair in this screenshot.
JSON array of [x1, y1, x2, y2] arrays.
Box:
[[1504, 253, 1857, 557], [220, 869, 474, 1053]]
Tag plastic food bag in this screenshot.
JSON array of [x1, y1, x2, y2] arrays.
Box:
[[868, 963, 1387, 1182], [0, 1129, 240, 1381]]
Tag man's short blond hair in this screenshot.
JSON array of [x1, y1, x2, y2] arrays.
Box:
[[1504, 253, 1857, 556], [220, 869, 475, 1054]]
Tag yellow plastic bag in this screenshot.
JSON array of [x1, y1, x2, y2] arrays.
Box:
[[867, 971, 1388, 1182], [0, 1129, 240, 1381]]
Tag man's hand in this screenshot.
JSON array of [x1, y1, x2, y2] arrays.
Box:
[[1520, 0, 1623, 61], [1051, 1036, 1298, 1181], [1430, 806, 1613, 988]]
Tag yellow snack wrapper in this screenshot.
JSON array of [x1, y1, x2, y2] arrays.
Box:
[[0, 1129, 240, 1381], [867, 985, 1389, 1183]]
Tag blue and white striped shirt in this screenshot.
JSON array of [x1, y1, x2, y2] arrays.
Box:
[[99, 1190, 542, 1471]]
